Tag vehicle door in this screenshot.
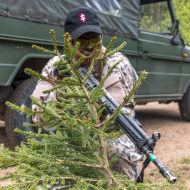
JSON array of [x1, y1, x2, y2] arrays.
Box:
[[136, 0, 184, 102]]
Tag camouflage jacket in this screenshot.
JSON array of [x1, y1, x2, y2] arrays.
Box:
[[32, 51, 138, 118], [32, 51, 142, 180]]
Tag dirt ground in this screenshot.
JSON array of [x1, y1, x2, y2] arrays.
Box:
[[136, 102, 190, 189], [0, 102, 190, 189]]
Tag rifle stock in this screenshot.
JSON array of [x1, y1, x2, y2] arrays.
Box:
[[79, 67, 177, 184]]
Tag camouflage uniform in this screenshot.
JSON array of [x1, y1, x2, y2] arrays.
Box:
[[32, 49, 143, 181]]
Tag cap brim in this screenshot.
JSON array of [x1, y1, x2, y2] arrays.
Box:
[[70, 25, 102, 39]]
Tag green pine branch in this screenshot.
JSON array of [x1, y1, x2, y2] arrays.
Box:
[[2, 31, 179, 190]]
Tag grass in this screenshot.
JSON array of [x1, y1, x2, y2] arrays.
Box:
[[179, 157, 190, 164]]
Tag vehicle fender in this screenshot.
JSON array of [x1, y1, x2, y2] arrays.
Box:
[[5, 53, 52, 86]]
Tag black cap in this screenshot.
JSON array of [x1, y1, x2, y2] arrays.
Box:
[[64, 7, 102, 39]]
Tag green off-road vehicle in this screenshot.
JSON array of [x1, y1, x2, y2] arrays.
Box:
[[1, 0, 190, 146]]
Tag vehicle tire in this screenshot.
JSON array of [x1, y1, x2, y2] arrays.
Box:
[[179, 85, 190, 121], [5, 78, 37, 147]]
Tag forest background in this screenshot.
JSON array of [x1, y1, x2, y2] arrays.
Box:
[[141, 0, 190, 44]]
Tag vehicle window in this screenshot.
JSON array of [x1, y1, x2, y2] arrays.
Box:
[[140, 2, 172, 33], [85, 0, 122, 17]]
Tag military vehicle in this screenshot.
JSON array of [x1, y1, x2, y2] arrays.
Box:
[[0, 0, 190, 146]]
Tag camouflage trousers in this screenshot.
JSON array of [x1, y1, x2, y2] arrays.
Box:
[[107, 134, 143, 181]]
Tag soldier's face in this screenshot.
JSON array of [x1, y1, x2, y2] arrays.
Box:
[[76, 35, 101, 56], [73, 33, 102, 64]]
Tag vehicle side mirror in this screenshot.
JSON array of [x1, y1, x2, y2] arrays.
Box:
[[171, 33, 180, 45], [171, 20, 180, 45], [171, 19, 179, 36]]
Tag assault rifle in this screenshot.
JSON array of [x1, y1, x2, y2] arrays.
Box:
[[79, 67, 177, 184]]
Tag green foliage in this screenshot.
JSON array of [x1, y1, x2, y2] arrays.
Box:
[[140, 2, 171, 33], [140, 0, 190, 44], [0, 32, 145, 190], [140, 15, 162, 33], [173, 0, 190, 44], [0, 31, 180, 189], [179, 157, 190, 164]]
